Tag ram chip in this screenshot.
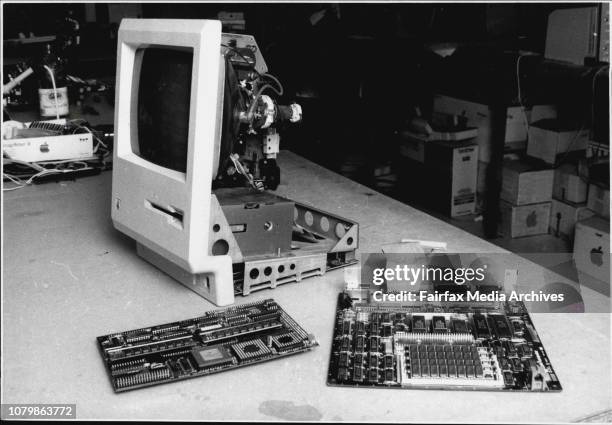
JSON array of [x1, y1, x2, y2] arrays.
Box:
[[369, 336, 380, 351], [382, 324, 393, 337], [338, 367, 349, 381], [339, 352, 349, 367], [369, 353, 379, 368], [340, 335, 351, 351], [384, 354, 394, 369], [353, 365, 364, 382], [355, 335, 366, 352], [368, 368, 379, 383]]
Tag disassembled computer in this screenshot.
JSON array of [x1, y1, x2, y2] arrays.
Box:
[[98, 299, 317, 392], [111, 19, 358, 306], [327, 276, 562, 392]]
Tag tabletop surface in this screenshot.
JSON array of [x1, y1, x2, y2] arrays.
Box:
[[2, 151, 610, 422]]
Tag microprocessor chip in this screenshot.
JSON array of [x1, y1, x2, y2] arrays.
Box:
[[192, 345, 233, 369]]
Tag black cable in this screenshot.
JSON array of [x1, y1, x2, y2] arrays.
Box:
[[221, 44, 259, 75], [260, 73, 284, 96]]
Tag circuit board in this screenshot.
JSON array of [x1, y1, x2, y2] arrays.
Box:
[[98, 299, 317, 392], [327, 292, 562, 391]]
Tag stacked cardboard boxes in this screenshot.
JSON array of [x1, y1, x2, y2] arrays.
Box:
[[527, 120, 589, 165], [549, 164, 594, 243], [500, 160, 554, 238], [432, 95, 556, 202]]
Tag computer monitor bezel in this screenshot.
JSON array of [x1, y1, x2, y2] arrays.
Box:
[[111, 19, 234, 305]]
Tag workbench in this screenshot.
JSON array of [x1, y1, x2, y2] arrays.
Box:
[[2, 151, 610, 421]]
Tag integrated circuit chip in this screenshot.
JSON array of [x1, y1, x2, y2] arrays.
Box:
[[412, 315, 427, 333], [192, 345, 233, 369]]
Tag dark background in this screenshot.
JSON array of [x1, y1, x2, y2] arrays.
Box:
[[3, 2, 609, 189]]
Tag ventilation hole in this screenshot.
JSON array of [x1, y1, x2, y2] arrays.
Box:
[[249, 268, 259, 279], [335, 223, 347, 238], [212, 224, 221, 233], [278, 265, 285, 273], [264, 266, 272, 276], [212, 239, 229, 255], [320, 216, 330, 232], [305, 211, 314, 226], [347, 237, 354, 246]]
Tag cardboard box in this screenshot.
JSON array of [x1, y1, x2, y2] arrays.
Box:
[[501, 160, 554, 205], [550, 198, 595, 241], [527, 119, 589, 165], [426, 141, 479, 217], [553, 164, 588, 203], [587, 184, 610, 218], [573, 217, 610, 284], [398, 126, 478, 164], [501, 201, 551, 238], [433, 95, 556, 162], [398, 140, 478, 217]]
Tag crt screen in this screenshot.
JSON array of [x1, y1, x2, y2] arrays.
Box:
[[137, 47, 193, 173]]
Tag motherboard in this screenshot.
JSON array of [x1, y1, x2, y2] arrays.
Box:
[[327, 292, 561, 392], [98, 299, 317, 392]]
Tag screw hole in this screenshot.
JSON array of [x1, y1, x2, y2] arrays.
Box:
[[264, 266, 272, 276], [278, 265, 285, 273], [212, 224, 220, 232], [249, 268, 259, 279]]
